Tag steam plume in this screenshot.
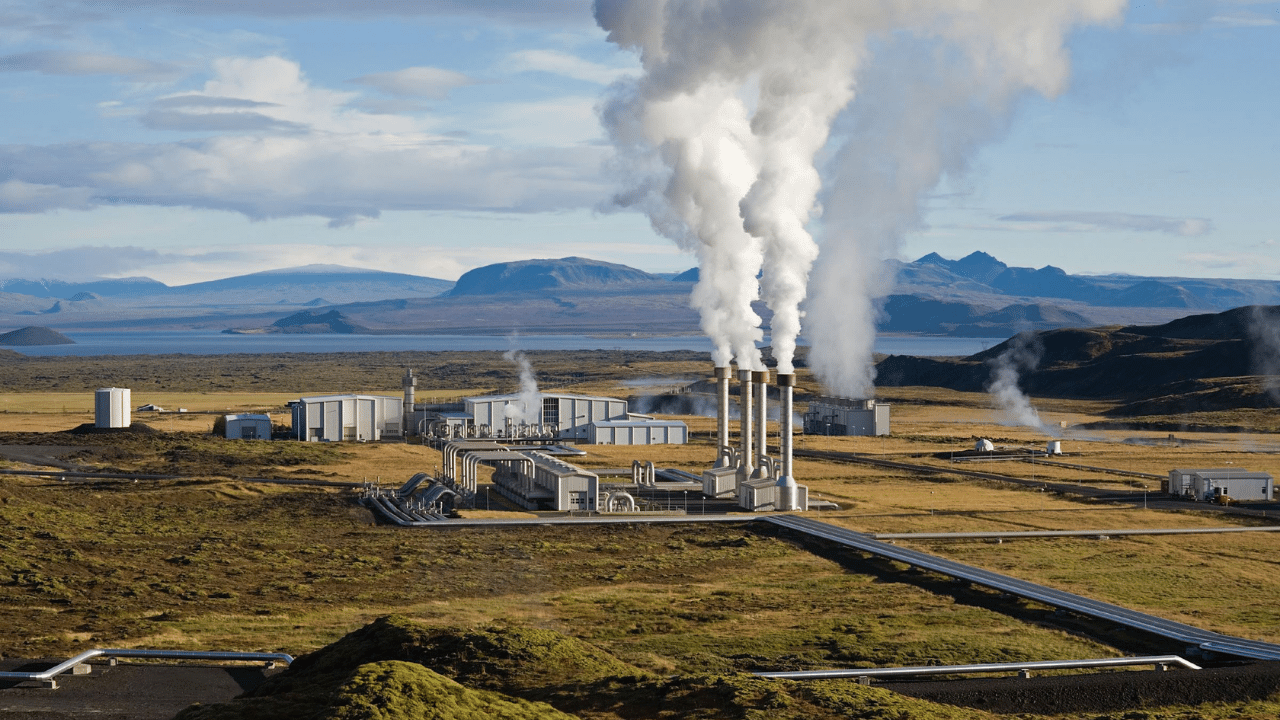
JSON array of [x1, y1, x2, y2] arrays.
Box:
[[1248, 305, 1280, 403], [596, 0, 1124, 390], [986, 332, 1049, 431], [503, 347, 541, 425]]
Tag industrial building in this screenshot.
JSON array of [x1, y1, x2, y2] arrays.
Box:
[[224, 413, 271, 440], [414, 392, 687, 445], [804, 396, 890, 436], [290, 394, 402, 442], [1168, 468, 1274, 502], [95, 388, 130, 429]]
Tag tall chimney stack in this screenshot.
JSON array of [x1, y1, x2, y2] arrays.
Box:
[[402, 368, 416, 438], [738, 368, 754, 484], [751, 369, 769, 480], [775, 373, 798, 511], [714, 366, 732, 467]]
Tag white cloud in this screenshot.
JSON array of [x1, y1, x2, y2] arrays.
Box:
[[0, 246, 165, 281], [0, 56, 612, 225], [0, 180, 95, 213], [1181, 251, 1280, 277], [351, 66, 480, 99], [0, 50, 180, 79], [995, 211, 1214, 236], [484, 96, 604, 146], [509, 49, 636, 84]]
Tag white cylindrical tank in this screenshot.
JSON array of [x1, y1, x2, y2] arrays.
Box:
[[975, 438, 994, 452], [95, 388, 131, 429], [1047, 440, 1063, 455]]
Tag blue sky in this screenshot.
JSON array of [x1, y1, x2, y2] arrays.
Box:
[[0, 0, 1275, 285]]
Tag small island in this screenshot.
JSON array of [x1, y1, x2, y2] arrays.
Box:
[[0, 326, 75, 346]]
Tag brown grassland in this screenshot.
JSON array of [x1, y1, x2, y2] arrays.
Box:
[[2, 350, 1280, 718]]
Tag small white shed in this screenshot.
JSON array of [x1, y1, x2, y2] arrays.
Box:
[[225, 413, 271, 440]]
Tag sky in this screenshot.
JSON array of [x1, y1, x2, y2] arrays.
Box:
[[0, 0, 1276, 286]]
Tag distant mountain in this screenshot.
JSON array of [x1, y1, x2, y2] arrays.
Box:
[[166, 265, 454, 304], [672, 268, 699, 282], [444, 257, 660, 297], [0, 326, 75, 346], [0, 277, 168, 299], [225, 309, 371, 335]]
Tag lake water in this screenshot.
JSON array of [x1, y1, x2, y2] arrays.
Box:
[[8, 332, 1000, 358]]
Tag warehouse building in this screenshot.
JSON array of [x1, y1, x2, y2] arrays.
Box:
[[416, 392, 687, 445], [1168, 468, 1274, 502], [291, 394, 402, 442], [803, 396, 890, 436]]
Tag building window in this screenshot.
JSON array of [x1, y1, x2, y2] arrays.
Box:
[[542, 397, 560, 427]]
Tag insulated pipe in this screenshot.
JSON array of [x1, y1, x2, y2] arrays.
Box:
[[714, 366, 732, 467], [751, 370, 769, 480], [775, 373, 798, 511], [738, 368, 754, 483]]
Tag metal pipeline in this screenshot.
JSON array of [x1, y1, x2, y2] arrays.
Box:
[[0, 648, 294, 689]]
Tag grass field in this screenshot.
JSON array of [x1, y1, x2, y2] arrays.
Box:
[[2, 351, 1280, 718]]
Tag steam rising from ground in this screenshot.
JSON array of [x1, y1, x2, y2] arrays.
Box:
[[1248, 306, 1280, 402], [986, 332, 1051, 432], [596, 1, 1124, 392], [502, 347, 541, 425]]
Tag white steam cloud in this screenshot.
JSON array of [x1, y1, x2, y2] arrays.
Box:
[[986, 332, 1049, 431], [1248, 305, 1280, 403], [596, 0, 1124, 392], [502, 346, 542, 425]]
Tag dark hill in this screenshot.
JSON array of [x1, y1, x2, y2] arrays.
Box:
[[224, 309, 372, 335], [444, 257, 658, 297], [0, 326, 75, 346], [875, 305, 1280, 410]]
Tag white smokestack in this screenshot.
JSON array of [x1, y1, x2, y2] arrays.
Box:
[[752, 369, 769, 480], [715, 365, 732, 467], [738, 367, 754, 483], [775, 372, 798, 511], [595, 1, 1125, 397]]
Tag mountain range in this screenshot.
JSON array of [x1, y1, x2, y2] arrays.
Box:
[[3, 252, 1280, 338]]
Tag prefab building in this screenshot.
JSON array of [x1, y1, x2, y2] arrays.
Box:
[[95, 388, 131, 429], [1168, 468, 1274, 502], [225, 413, 271, 440], [587, 417, 688, 445], [804, 396, 890, 436], [291, 394, 402, 442]]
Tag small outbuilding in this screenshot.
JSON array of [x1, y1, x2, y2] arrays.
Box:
[[225, 413, 271, 440], [95, 388, 130, 429]]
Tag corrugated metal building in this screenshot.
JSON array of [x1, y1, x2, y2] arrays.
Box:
[[1168, 468, 1274, 502], [225, 413, 271, 440], [588, 417, 688, 445], [489, 450, 599, 511], [291, 394, 402, 442], [804, 396, 890, 436], [448, 392, 687, 445]]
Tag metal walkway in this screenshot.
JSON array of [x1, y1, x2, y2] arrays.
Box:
[[763, 515, 1280, 661]]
